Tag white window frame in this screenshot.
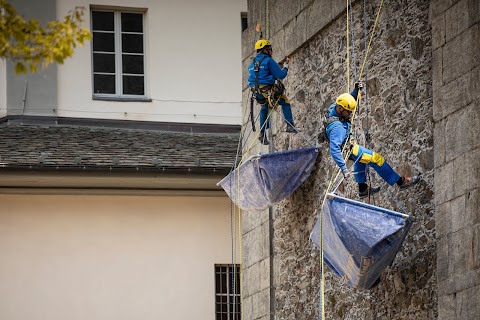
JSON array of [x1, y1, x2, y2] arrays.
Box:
[[91, 8, 148, 100]]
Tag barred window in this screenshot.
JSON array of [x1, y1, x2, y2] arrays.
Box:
[[215, 264, 241, 320], [91, 9, 146, 97]]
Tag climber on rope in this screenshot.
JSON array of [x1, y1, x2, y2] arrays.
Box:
[[248, 39, 296, 145], [323, 83, 420, 198]]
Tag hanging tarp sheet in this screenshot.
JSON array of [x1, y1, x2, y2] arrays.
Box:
[[217, 147, 318, 211], [310, 193, 411, 289]]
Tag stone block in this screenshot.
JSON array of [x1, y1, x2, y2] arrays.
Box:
[[242, 294, 253, 320], [466, 188, 480, 230], [432, 13, 446, 50], [243, 222, 270, 268], [453, 157, 469, 199], [437, 293, 455, 320], [306, 0, 334, 41], [243, 55, 254, 91], [242, 258, 270, 298], [468, 0, 480, 27], [243, 25, 258, 62], [450, 195, 466, 233], [433, 64, 472, 121], [443, 24, 480, 84], [435, 162, 455, 205], [268, 0, 302, 39], [437, 235, 450, 282], [259, 258, 271, 293], [248, 0, 265, 29], [439, 266, 480, 296], [430, 0, 457, 18], [271, 28, 286, 62], [473, 223, 480, 269], [433, 117, 446, 167], [436, 201, 451, 239], [284, 10, 307, 57], [243, 209, 269, 234], [252, 288, 270, 319], [456, 285, 480, 319], [243, 263, 260, 297], [449, 228, 473, 275], [462, 147, 480, 193], [445, 0, 469, 42], [432, 48, 443, 93], [445, 106, 479, 163]]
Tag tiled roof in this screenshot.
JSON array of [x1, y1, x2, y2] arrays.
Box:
[[0, 124, 240, 173]]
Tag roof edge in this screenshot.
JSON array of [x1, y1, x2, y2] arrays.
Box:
[[1, 115, 241, 134]]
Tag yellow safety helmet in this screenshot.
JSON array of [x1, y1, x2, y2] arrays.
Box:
[[336, 93, 357, 112], [255, 39, 272, 51]]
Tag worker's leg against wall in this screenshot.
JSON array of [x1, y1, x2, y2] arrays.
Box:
[[279, 96, 293, 125], [371, 160, 401, 186], [259, 103, 270, 131], [353, 159, 367, 183]]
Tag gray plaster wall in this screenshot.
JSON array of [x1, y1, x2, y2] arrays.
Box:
[[431, 0, 480, 319], [6, 0, 57, 116], [241, 0, 440, 319]]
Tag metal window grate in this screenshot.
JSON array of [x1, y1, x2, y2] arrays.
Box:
[[215, 264, 240, 320]]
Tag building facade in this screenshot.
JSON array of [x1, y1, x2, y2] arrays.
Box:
[[0, 0, 247, 319]]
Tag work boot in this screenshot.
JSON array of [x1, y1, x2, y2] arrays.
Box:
[[286, 123, 297, 133], [258, 132, 269, 145], [358, 185, 381, 199], [398, 176, 420, 190]]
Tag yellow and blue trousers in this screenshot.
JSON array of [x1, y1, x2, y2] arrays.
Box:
[[350, 144, 400, 186]]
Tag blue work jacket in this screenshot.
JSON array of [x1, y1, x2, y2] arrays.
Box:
[[247, 53, 288, 87], [325, 89, 359, 171]]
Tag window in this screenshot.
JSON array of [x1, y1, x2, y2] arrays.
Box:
[[241, 13, 248, 32], [215, 264, 241, 320], [91, 10, 146, 98]]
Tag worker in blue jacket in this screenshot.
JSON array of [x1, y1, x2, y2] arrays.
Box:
[[325, 83, 420, 198], [248, 39, 296, 145]]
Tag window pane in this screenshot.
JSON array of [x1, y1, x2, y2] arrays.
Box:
[[123, 75, 144, 95], [92, 11, 114, 31], [121, 13, 143, 32], [122, 55, 144, 74], [94, 74, 116, 94], [94, 53, 115, 73], [93, 32, 115, 52], [122, 34, 144, 53], [221, 274, 227, 294]]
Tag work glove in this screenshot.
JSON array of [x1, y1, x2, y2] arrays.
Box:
[[342, 169, 350, 178], [354, 82, 363, 91], [283, 61, 289, 70]]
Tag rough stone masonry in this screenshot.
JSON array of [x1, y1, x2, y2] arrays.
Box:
[[239, 0, 461, 319]]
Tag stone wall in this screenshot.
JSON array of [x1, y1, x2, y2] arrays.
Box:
[[241, 0, 439, 319], [432, 0, 480, 319]]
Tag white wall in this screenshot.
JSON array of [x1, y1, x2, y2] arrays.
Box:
[[0, 194, 240, 320], [57, 0, 247, 125], [0, 59, 6, 118]]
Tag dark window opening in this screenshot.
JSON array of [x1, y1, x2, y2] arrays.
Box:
[[215, 264, 241, 320], [241, 13, 248, 32]]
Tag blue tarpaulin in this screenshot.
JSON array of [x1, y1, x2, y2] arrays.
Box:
[[217, 147, 318, 211], [310, 193, 411, 289]]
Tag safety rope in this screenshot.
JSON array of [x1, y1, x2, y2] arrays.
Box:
[[318, 1, 386, 319], [237, 162, 244, 320], [265, 0, 269, 39], [346, 0, 350, 92], [276, 108, 317, 147]]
